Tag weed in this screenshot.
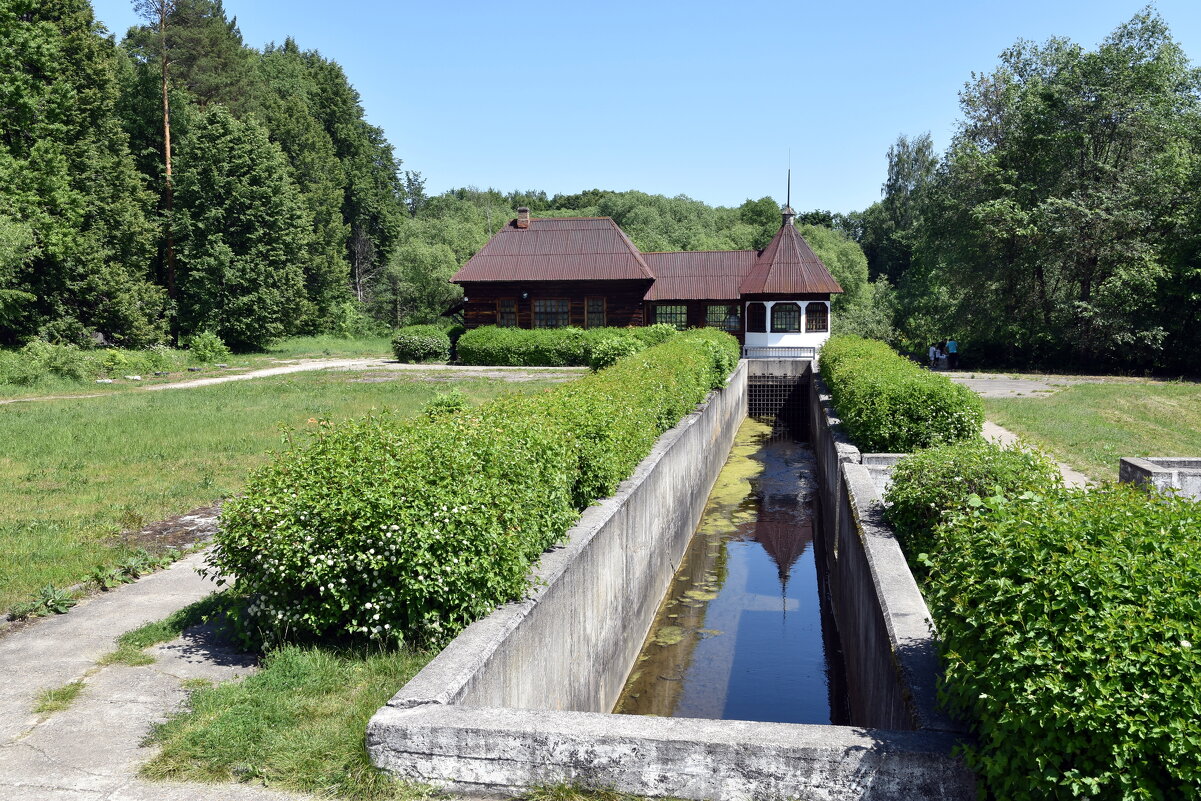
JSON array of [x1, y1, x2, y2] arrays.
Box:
[[98, 645, 156, 667], [34, 681, 85, 714], [36, 584, 77, 614]]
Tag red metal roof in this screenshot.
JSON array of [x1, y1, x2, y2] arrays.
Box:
[[642, 251, 757, 300], [739, 223, 844, 295], [452, 214, 843, 299], [452, 217, 653, 282]]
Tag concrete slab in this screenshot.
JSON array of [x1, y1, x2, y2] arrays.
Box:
[[0, 552, 310, 801]]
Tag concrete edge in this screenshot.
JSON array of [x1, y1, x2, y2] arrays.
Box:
[[811, 373, 862, 465], [367, 704, 975, 800], [841, 464, 960, 734], [386, 362, 748, 709]]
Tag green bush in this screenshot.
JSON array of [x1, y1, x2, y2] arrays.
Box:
[[391, 325, 450, 363], [883, 439, 1061, 561], [422, 388, 469, 419], [818, 335, 983, 452], [211, 329, 740, 648], [587, 335, 644, 371], [186, 331, 232, 364], [0, 350, 47, 385], [20, 340, 100, 381], [456, 326, 671, 367], [927, 484, 1201, 800]]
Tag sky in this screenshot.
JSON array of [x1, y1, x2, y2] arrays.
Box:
[[89, 0, 1201, 215]]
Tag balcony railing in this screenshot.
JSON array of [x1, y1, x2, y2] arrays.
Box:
[[742, 345, 816, 360]]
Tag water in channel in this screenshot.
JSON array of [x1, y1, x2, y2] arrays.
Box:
[[614, 417, 848, 725]]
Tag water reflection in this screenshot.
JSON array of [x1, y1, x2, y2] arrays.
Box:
[[614, 417, 848, 724]]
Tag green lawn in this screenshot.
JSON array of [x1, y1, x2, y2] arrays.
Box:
[[0, 335, 396, 401], [144, 644, 436, 801], [983, 380, 1201, 482], [0, 369, 554, 610]]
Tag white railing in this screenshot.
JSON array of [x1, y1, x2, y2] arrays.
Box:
[[742, 345, 816, 359]]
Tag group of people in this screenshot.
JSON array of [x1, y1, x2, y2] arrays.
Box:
[[928, 339, 958, 370]]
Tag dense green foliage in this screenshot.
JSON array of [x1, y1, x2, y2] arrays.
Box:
[[818, 336, 983, 452], [456, 325, 645, 367], [390, 325, 450, 363], [856, 12, 1201, 372], [882, 439, 1060, 561], [926, 485, 1201, 799], [210, 330, 739, 646]]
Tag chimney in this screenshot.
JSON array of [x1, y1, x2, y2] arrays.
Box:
[[516, 207, 530, 229], [781, 205, 795, 227]]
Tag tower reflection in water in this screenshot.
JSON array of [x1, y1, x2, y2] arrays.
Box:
[[615, 417, 848, 725]]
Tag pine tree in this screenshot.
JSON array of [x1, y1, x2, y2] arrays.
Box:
[[173, 106, 310, 350], [0, 0, 165, 346]]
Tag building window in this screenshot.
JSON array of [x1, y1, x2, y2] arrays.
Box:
[[706, 304, 741, 332], [805, 301, 829, 333], [533, 298, 570, 328], [771, 302, 802, 333], [586, 297, 606, 328], [497, 298, 518, 327], [655, 304, 688, 330], [746, 302, 767, 333]]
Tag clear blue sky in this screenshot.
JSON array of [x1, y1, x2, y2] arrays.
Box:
[[90, 0, 1201, 214]]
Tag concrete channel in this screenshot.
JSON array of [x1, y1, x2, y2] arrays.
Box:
[[367, 359, 975, 800]]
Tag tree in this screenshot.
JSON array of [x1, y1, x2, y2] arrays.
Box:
[[797, 224, 868, 311], [0, 0, 165, 346], [173, 106, 310, 349], [909, 10, 1200, 369]]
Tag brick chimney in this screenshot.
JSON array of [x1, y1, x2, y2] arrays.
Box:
[[516, 207, 530, 229]]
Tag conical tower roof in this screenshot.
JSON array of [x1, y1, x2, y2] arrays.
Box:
[[739, 214, 844, 295]]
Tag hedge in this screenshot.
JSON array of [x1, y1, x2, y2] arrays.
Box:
[[926, 485, 1201, 800], [391, 325, 450, 363], [882, 439, 1060, 562], [455, 325, 677, 367], [210, 328, 740, 648], [818, 335, 983, 452]]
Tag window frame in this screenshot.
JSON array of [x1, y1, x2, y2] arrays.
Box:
[[585, 296, 607, 329], [770, 302, 802, 333], [496, 297, 518, 328], [705, 303, 741, 333], [745, 302, 767, 333], [532, 297, 570, 329], [654, 303, 688, 330], [804, 301, 829, 333]]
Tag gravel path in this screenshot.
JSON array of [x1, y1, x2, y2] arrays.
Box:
[[0, 548, 312, 800]]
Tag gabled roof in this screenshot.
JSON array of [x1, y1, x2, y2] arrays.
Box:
[[642, 251, 757, 300], [452, 217, 653, 282], [739, 223, 844, 295]]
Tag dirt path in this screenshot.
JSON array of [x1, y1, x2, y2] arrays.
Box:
[[1, 359, 586, 405]]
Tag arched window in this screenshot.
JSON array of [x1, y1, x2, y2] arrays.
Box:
[[746, 302, 767, 333], [805, 302, 829, 333], [771, 302, 802, 333]]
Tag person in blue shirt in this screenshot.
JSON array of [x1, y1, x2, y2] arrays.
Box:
[[946, 338, 958, 369]]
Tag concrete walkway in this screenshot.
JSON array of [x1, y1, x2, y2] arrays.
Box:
[[0, 552, 310, 800]]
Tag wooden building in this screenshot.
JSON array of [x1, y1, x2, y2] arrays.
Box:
[[450, 205, 843, 357]]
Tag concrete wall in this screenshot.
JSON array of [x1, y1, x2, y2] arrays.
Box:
[[1119, 457, 1201, 500], [384, 360, 747, 714], [369, 359, 974, 800], [807, 373, 960, 735]]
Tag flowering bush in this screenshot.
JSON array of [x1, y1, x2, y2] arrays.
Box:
[[819, 335, 983, 452], [210, 329, 740, 647]]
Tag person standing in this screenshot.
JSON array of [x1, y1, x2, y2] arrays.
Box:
[[928, 342, 940, 369], [946, 338, 958, 369]]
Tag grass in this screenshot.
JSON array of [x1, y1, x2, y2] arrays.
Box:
[[0, 334, 396, 400], [143, 645, 436, 800], [0, 369, 557, 610], [983, 380, 1201, 481], [34, 681, 86, 714]]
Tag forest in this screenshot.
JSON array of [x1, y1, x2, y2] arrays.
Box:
[[1, 2, 1198, 372]]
